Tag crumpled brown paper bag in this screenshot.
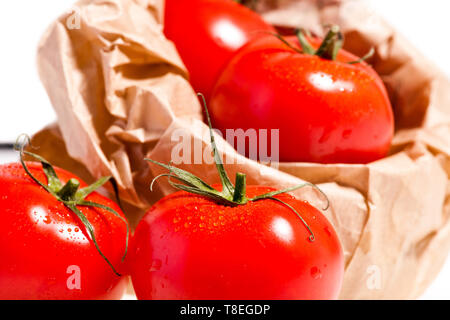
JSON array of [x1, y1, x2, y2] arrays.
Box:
[[32, 0, 450, 299]]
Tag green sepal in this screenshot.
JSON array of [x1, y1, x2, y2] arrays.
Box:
[[263, 197, 315, 242], [67, 204, 121, 276], [78, 200, 129, 262], [250, 182, 330, 210], [348, 47, 375, 65], [146, 159, 217, 193], [145, 97, 332, 243], [272, 25, 372, 67], [14, 134, 128, 275], [271, 32, 303, 54], [76, 176, 111, 200], [198, 93, 235, 198], [146, 160, 239, 206], [296, 29, 316, 55], [169, 182, 239, 207], [21, 150, 62, 190]]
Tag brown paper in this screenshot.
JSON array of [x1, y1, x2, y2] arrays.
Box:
[[32, 0, 450, 299]]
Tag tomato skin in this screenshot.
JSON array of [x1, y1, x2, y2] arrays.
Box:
[[0, 162, 128, 300], [129, 185, 343, 300], [164, 0, 275, 100], [209, 35, 394, 164]]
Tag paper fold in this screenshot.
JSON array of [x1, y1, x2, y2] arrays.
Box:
[[33, 0, 450, 299]]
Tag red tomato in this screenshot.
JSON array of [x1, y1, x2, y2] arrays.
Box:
[[164, 0, 275, 100], [0, 162, 128, 300], [129, 185, 343, 300], [209, 35, 394, 164]]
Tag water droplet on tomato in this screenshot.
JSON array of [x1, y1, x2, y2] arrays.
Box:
[[311, 267, 322, 280], [173, 217, 181, 224]]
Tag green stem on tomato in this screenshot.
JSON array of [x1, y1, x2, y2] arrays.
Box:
[[314, 25, 343, 60], [13, 134, 129, 276], [233, 172, 247, 203], [57, 178, 81, 201], [271, 25, 374, 65], [146, 94, 331, 242]]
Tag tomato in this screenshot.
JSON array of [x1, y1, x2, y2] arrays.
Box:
[[209, 34, 394, 164], [129, 185, 343, 300], [164, 0, 275, 100], [0, 162, 129, 300], [128, 97, 344, 299]]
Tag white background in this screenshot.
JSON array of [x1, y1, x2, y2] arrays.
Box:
[[0, 0, 449, 299]]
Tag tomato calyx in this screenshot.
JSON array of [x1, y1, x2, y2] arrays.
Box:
[[145, 94, 329, 242], [14, 135, 129, 276], [273, 25, 374, 64]]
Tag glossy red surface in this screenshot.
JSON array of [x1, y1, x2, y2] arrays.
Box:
[[0, 162, 128, 300], [164, 0, 275, 100], [210, 35, 394, 163], [129, 185, 344, 300]]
